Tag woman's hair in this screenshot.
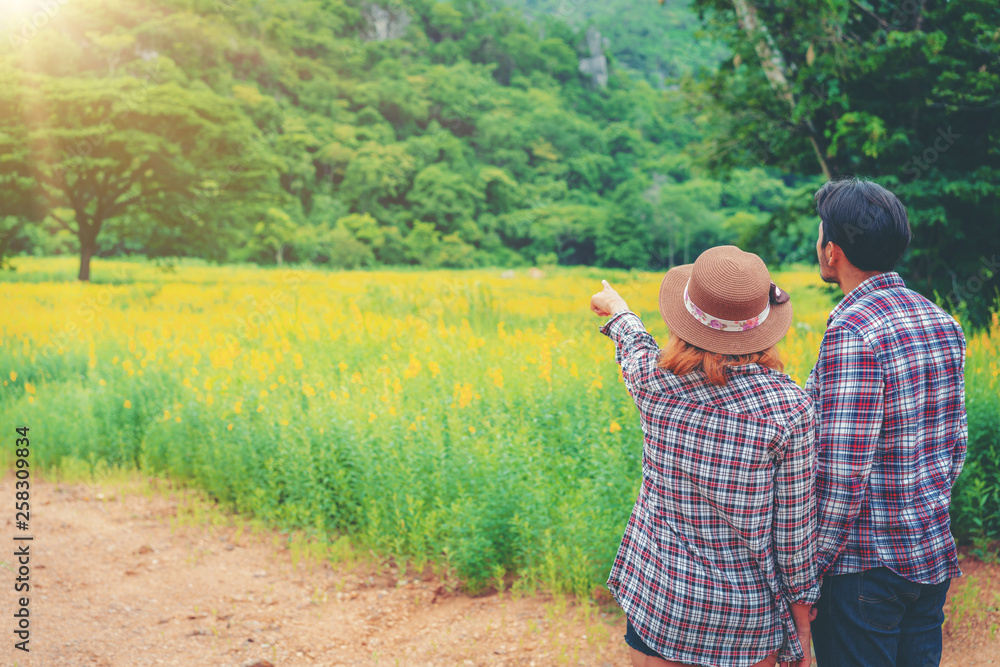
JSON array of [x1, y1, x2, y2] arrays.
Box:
[[657, 335, 783, 386]]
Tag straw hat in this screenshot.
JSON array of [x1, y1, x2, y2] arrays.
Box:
[[659, 246, 792, 355]]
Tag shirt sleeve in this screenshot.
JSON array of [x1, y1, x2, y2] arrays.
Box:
[[772, 401, 821, 605], [950, 331, 969, 485], [810, 324, 885, 576], [598, 310, 662, 396]]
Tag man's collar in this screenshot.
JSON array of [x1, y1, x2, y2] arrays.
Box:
[[828, 271, 906, 325]]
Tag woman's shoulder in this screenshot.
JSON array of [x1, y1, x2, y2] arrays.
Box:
[[728, 364, 815, 422]]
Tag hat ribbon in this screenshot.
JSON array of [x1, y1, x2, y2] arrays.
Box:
[[683, 279, 772, 332]]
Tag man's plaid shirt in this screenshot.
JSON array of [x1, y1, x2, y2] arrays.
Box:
[[806, 272, 967, 584], [600, 311, 820, 666]]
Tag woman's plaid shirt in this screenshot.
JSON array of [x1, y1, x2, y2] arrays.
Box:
[[805, 272, 967, 584], [600, 311, 820, 666]]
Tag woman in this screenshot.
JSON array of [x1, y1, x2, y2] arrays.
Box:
[[590, 246, 818, 667]]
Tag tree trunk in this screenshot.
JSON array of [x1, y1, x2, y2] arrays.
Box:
[[78, 221, 100, 282], [78, 240, 95, 282], [731, 0, 833, 180]]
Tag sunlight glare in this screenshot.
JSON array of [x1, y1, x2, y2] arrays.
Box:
[[0, 0, 59, 33]]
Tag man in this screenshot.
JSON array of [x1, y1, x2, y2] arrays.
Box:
[[806, 178, 968, 667]]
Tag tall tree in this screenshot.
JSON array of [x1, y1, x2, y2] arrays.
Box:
[[693, 0, 1000, 324], [12, 69, 278, 280]]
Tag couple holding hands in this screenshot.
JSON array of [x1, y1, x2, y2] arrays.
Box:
[[591, 178, 967, 667]]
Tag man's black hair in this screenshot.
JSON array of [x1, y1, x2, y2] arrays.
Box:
[[814, 177, 912, 271]]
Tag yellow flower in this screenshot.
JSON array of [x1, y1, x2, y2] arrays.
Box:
[[227, 423, 234, 431], [293, 353, 304, 369], [280, 419, 289, 426], [469, 426, 476, 435], [428, 361, 440, 377], [389, 406, 396, 416], [124, 400, 132, 409], [403, 355, 421, 380], [257, 405, 264, 413], [99, 379, 107, 386], [9, 371, 16, 382], [163, 409, 171, 420], [234, 401, 242, 414], [368, 412, 377, 423], [174, 416, 182, 423], [609, 421, 621, 434], [338, 362, 348, 372], [454, 383, 475, 409], [328, 391, 337, 400], [24, 382, 35, 395], [488, 367, 504, 390]]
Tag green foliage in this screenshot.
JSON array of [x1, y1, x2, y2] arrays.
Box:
[[504, 0, 727, 83], [0, 0, 753, 275], [5, 260, 996, 594], [950, 350, 1000, 551], [691, 0, 1000, 326]]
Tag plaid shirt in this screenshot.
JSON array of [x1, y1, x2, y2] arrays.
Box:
[[806, 272, 967, 584], [601, 311, 820, 666]]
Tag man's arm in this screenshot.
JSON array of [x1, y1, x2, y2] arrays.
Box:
[[950, 335, 968, 485], [811, 324, 884, 575]]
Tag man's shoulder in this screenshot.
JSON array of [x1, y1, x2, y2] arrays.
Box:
[[833, 284, 961, 337], [828, 285, 965, 363]]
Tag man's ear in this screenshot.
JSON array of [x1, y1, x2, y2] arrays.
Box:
[[826, 242, 843, 266]]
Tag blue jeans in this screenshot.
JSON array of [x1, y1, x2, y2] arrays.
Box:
[[812, 567, 951, 667], [624, 617, 663, 659]]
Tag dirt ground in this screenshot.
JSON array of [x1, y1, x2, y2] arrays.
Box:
[[0, 474, 997, 667]]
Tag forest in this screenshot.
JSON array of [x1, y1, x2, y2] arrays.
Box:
[[1, 0, 998, 322]]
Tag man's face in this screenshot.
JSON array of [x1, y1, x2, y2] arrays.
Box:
[[817, 220, 838, 285]]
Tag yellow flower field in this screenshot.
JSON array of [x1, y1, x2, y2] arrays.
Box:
[[1, 257, 997, 592]]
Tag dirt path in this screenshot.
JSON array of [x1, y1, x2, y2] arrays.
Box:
[[0, 474, 996, 667]]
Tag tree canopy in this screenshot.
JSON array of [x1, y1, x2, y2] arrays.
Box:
[[0, 0, 818, 279], [691, 0, 1000, 323], [0, 0, 996, 323]]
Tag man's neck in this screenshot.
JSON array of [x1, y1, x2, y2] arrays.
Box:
[[840, 270, 887, 296]]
